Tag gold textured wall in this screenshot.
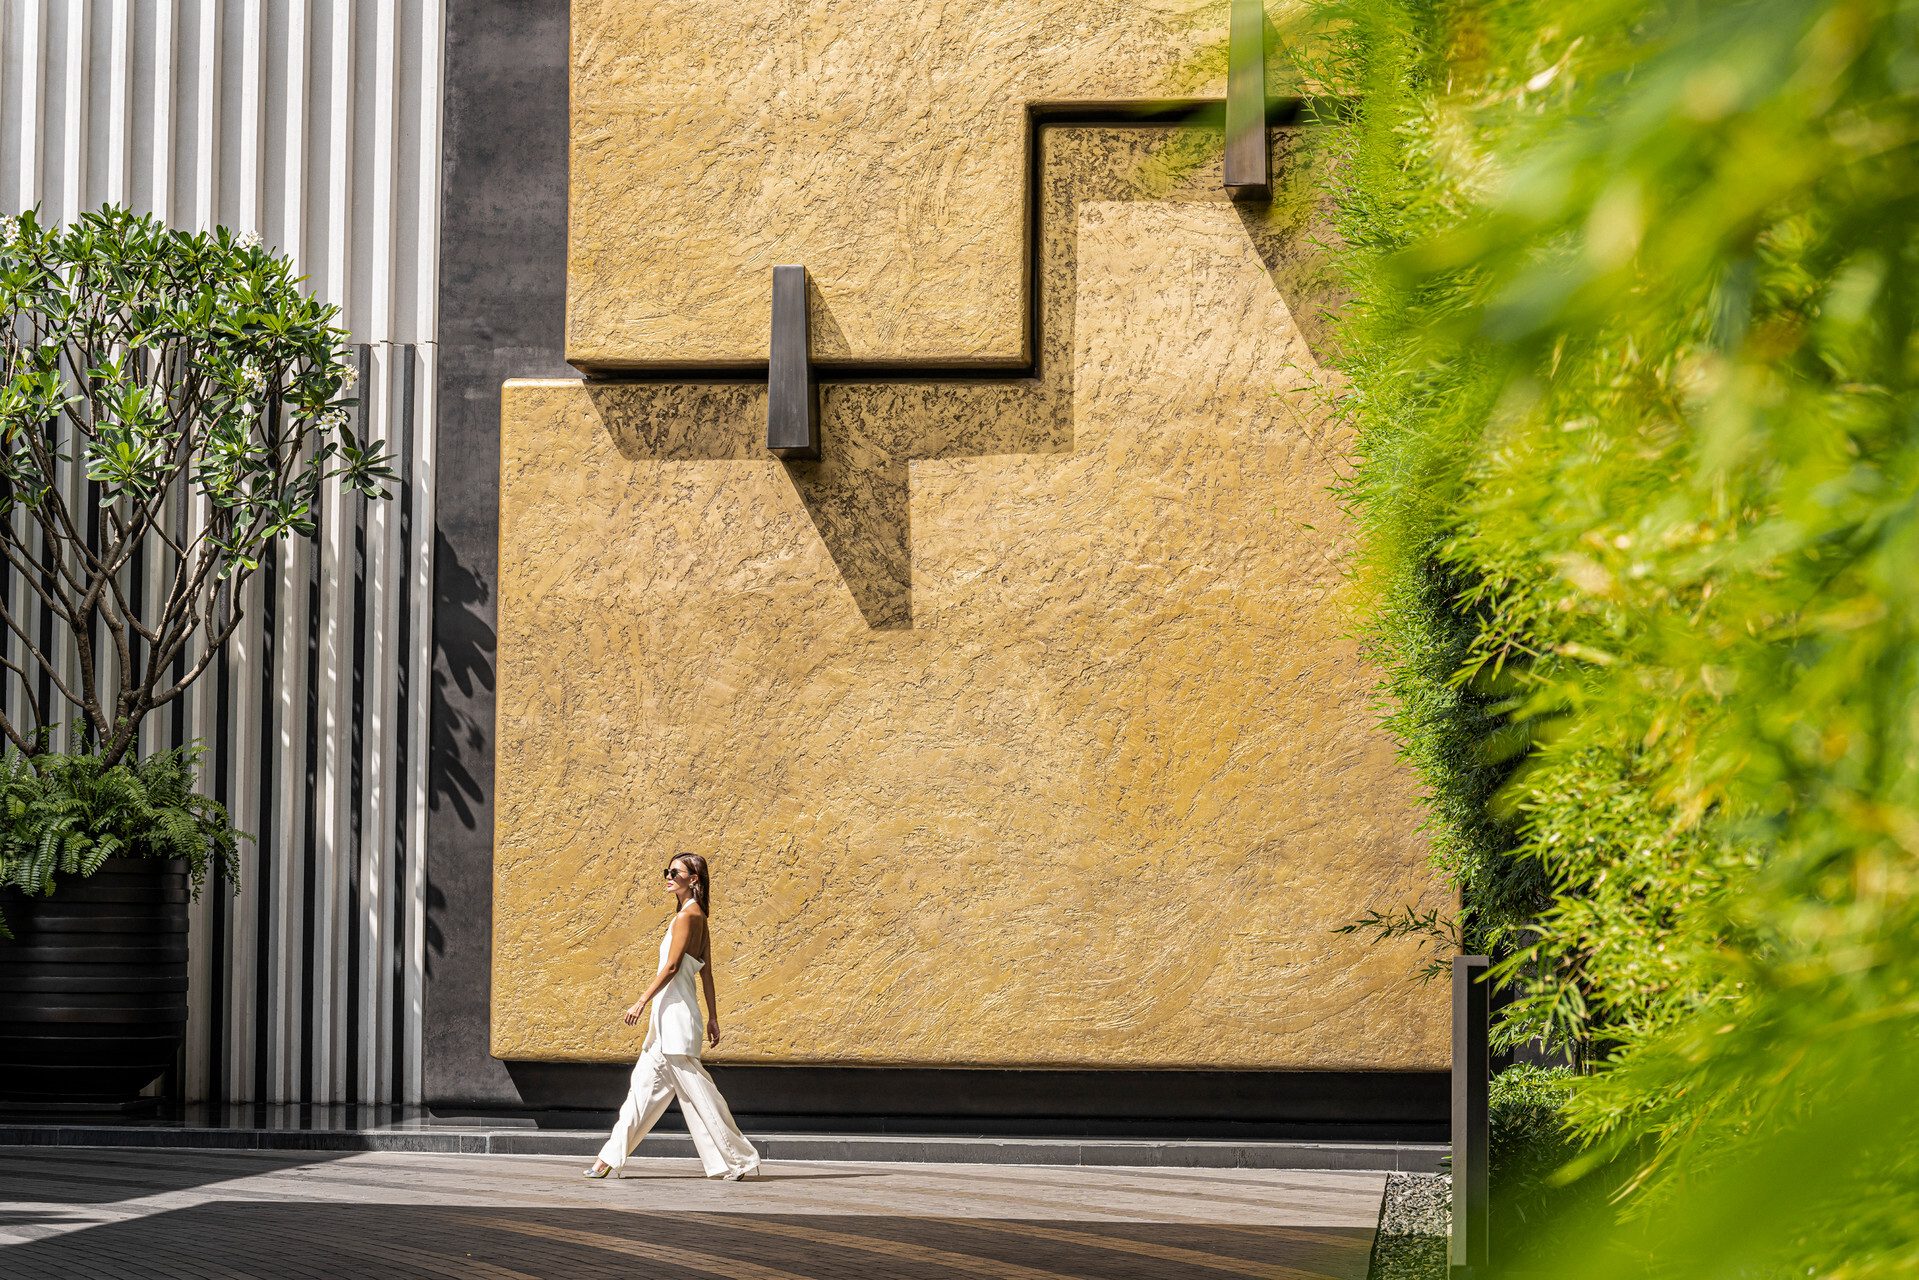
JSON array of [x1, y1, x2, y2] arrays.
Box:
[[493, 74, 1451, 1065], [568, 0, 1231, 369]]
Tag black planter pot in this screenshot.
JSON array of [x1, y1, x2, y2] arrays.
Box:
[[0, 857, 190, 1109]]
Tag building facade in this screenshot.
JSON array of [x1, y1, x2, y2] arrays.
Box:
[[3, 1, 1449, 1127]]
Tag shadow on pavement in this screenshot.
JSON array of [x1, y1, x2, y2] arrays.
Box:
[[0, 1201, 1377, 1279], [0, 1147, 355, 1207]]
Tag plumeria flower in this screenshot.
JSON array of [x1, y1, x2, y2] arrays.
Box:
[[235, 230, 262, 251], [0, 215, 19, 248]]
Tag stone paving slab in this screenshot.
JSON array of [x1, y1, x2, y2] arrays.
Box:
[[0, 1146, 1387, 1278]]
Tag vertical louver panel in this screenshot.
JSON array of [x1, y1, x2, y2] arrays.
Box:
[[0, 0, 442, 1105]]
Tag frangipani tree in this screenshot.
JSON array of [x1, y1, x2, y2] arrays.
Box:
[[0, 206, 392, 766]]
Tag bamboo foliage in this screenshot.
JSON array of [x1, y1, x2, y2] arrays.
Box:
[[1295, 0, 1919, 1271]]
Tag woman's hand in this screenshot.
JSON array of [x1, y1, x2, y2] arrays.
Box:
[[623, 1001, 646, 1027], [706, 1018, 722, 1048]]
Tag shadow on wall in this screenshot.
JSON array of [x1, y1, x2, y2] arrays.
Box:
[[423, 527, 495, 980], [1232, 180, 1346, 368], [430, 527, 496, 829], [584, 372, 1074, 631], [570, 124, 1341, 633]]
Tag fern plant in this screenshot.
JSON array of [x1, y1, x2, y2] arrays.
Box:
[[0, 744, 241, 938]]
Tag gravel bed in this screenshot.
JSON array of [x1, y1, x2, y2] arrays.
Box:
[[1368, 1171, 1450, 1280], [1379, 1171, 1451, 1237]]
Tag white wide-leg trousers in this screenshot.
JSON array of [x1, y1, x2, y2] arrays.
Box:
[[597, 1045, 760, 1178]]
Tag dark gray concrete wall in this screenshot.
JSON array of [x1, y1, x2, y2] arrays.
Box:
[[426, 0, 572, 1108]]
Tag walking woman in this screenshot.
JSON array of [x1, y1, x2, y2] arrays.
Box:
[[584, 853, 761, 1181]]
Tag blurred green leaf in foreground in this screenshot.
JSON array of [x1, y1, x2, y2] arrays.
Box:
[[1289, 0, 1919, 1273]]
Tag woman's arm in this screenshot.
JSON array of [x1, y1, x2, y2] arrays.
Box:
[[700, 942, 722, 1047], [622, 912, 694, 1027]]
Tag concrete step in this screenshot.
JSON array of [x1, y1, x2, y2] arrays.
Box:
[[0, 1122, 1445, 1171]]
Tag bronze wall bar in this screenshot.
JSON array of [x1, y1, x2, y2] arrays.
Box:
[[766, 264, 819, 459], [1224, 0, 1271, 199]]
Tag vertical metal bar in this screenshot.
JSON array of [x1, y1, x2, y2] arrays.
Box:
[[13, 1, 46, 210], [409, 0, 446, 349], [1224, 0, 1269, 200], [368, 0, 398, 342], [237, 0, 264, 235], [280, 0, 310, 258], [190, 0, 218, 231], [1452, 954, 1491, 1277], [324, 0, 355, 324], [356, 348, 386, 1106], [400, 340, 429, 1106], [322, 23, 361, 1097], [58, 1, 87, 220], [766, 264, 817, 459], [149, 0, 176, 223], [104, 0, 131, 208], [253, 540, 277, 1104]]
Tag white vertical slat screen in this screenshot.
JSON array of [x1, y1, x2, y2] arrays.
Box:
[[0, 0, 442, 1106]]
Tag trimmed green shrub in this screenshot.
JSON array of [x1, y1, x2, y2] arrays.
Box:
[[1488, 1065, 1622, 1266], [1489, 1066, 1573, 1195]]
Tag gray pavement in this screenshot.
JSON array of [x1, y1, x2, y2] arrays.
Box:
[[0, 1146, 1385, 1278]]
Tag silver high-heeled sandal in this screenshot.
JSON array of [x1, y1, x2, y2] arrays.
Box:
[[583, 1161, 612, 1179]]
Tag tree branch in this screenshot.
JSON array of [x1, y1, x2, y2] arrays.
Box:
[[0, 701, 36, 756], [0, 599, 92, 719]]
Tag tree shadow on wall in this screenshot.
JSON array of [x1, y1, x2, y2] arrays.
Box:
[[430, 527, 494, 828]]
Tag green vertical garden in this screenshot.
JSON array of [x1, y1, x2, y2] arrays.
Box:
[[1295, 0, 1918, 1273]]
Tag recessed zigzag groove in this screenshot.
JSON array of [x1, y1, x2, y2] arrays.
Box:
[[526, 115, 1327, 632], [567, 99, 1307, 386]]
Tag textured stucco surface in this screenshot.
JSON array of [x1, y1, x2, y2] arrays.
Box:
[[494, 127, 1448, 1068], [568, 0, 1247, 368]]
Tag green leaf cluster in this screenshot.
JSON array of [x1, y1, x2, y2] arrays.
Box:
[[0, 745, 242, 938], [1291, 0, 1919, 1272], [0, 206, 395, 763], [0, 206, 390, 543]]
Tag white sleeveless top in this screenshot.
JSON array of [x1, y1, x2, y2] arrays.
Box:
[[644, 912, 705, 1058]]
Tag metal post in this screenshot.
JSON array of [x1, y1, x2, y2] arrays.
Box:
[[1224, 0, 1270, 199], [1452, 954, 1490, 1278], [767, 264, 818, 459]]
